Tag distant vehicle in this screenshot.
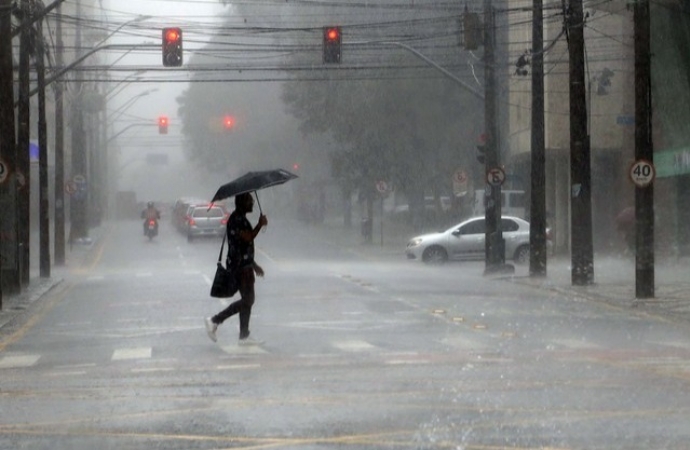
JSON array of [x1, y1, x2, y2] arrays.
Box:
[[405, 216, 545, 264], [185, 203, 228, 242], [472, 190, 526, 219], [172, 197, 206, 232]]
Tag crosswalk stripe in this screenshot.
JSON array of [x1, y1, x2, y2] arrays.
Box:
[[0, 354, 41, 369], [111, 347, 152, 361], [332, 340, 376, 352]]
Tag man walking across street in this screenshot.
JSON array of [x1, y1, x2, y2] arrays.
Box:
[[205, 192, 267, 345]]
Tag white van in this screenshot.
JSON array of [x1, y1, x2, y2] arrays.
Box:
[[472, 189, 526, 219]]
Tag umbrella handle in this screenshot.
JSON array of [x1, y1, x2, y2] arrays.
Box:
[[254, 191, 262, 215], [253, 191, 268, 231]]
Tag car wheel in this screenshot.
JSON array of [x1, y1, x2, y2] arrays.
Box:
[[514, 245, 529, 264], [422, 246, 448, 264]]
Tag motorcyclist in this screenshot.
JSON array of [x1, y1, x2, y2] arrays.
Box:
[[141, 201, 161, 236]]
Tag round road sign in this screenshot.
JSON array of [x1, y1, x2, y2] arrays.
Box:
[[0, 158, 8, 184], [629, 159, 655, 188], [486, 167, 506, 186], [65, 180, 77, 195], [376, 180, 389, 193]]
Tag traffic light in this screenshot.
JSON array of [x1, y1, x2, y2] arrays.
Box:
[[323, 26, 341, 64], [223, 115, 235, 130], [162, 27, 183, 67], [158, 116, 169, 134]]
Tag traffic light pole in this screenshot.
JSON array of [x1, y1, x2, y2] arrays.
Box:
[[482, 0, 507, 274], [567, 0, 594, 286], [529, 0, 547, 277]]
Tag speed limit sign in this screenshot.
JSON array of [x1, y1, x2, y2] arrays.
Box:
[[629, 159, 655, 188]]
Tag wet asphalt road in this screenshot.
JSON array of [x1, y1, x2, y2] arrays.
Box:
[[1, 218, 689, 449]]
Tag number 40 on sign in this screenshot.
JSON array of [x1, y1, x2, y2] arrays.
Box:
[[629, 159, 655, 188]]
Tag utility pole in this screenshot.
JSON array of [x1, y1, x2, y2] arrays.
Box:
[[483, 0, 506, 274], [529, 0, 547, 277], [567, 0, 594, 286], [17, 0, 31, 286], [53, 3, 65, 265], [36, 11, 50, 278], [634, 0, 654, 298], [0, 0, 19, 303], [70, 0, 88, 242]]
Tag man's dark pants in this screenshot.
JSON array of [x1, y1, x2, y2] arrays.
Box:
[[212, 267, 255, 339]]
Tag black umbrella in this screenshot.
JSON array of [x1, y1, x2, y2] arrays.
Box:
[[210, 168, 298, 213]]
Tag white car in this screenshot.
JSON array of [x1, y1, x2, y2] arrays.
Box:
[[406, 216, 535, 264]]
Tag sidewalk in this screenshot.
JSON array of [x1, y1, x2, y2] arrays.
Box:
[[0, 229, 101, 333], [305, 217, 690, 324]]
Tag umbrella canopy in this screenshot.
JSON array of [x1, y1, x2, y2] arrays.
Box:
[[210, 169, 298, 204]]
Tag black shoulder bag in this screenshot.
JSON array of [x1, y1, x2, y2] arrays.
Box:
[[210, 232, 239, 298]]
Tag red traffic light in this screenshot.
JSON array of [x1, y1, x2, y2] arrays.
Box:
[[158, 116, 169, 134], [162, 27, 183, 67], [165, 28, 180, 43], [322, 26, 342, 64], [325, 27, 340, 42], [223, 115, 235, 129]]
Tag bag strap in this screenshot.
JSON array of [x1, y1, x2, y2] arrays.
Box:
[[217, 231, 227, 264]]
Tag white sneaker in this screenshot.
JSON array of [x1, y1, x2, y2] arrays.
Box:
[[238, 336, 263, 346], [204, 317, 218, 343]]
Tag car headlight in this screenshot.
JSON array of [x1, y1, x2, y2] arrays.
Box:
[[408, 237, 423, 247]]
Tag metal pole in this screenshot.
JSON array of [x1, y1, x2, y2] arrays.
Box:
[[36, 14, 50, 278], [17, 0, 31, 286], [0, 0, 18, 303], [53, 3, 65, 265], [70, 0, 88, 242], [634, 0, 654, 298], [529, 0, 547, 277], [483, 0, 505, 274], [567, 0, 594, 286]]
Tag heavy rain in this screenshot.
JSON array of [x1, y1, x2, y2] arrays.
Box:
[[1, 0, 689, 449]]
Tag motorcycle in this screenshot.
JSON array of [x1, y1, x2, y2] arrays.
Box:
[[145, 218, 158, 240]]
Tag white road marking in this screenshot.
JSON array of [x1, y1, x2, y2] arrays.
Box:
[[220, 344, 268, 355], [53, 363, 97, 370], [216, 364, 262, 370], [0, 354, 41, 369], [45, 371, 87, 377], [332, 340, 376, 352], [552, 339, 599, 349], [135, 272, 153, 278], [131, 367, 175, 373], [86, 275, 105, 281], [111, 347, 152, 361]]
